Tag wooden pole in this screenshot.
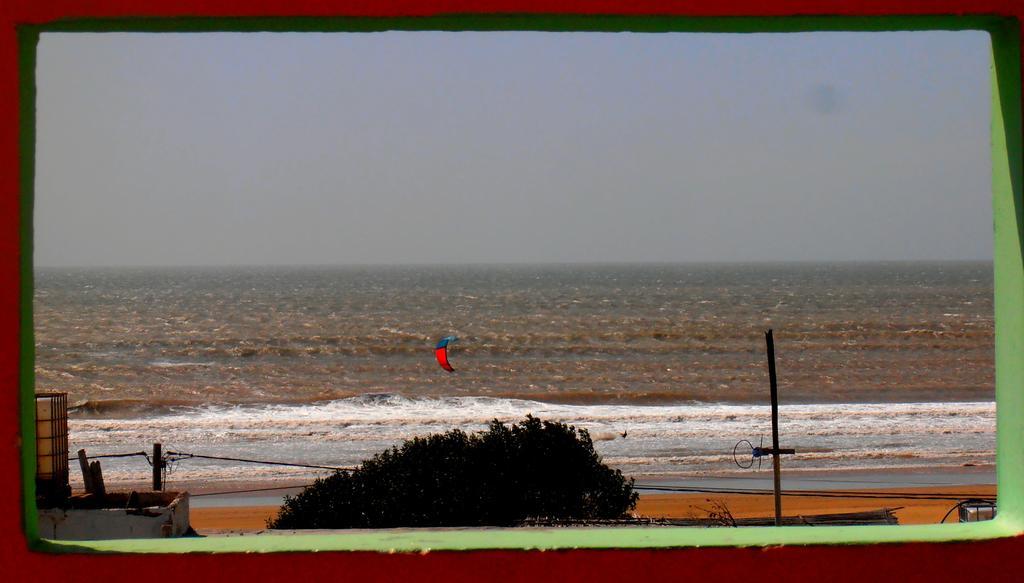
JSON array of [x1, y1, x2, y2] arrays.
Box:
[[766, 329, 782, 527], [153, 443, 162, 491], [77, 449, 94, 494], [89, 460, 105, 498]]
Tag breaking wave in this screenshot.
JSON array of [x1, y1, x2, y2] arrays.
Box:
[[68, 396, 996, 486]]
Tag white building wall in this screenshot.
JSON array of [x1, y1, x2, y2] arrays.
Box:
[[38, 492, 190, 540]]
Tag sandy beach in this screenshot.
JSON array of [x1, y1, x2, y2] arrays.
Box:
[[189, 483, 996, 533], [635, 484, 996, 525]]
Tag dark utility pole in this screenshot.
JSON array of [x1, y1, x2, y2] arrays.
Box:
[[765, 330, 795, 526]]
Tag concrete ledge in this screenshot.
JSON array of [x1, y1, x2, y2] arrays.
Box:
[[39, 491, 191, 540]]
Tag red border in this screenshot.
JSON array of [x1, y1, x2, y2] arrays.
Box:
[[4, 1, 1024, 581]]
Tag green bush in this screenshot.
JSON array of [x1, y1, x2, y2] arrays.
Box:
[[269, 415, 637, 529]]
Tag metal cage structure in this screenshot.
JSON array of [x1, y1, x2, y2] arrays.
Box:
[[34, 392, 69, 505]]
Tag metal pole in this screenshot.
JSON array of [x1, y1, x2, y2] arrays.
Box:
[[766, 329, 782, 526]]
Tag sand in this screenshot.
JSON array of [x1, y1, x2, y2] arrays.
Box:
[[637, 484, 996, 525], [191, 506, 282, 531], [188, 484, 996, 532]]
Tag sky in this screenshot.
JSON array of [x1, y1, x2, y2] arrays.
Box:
[[34, 31, 992, 267]]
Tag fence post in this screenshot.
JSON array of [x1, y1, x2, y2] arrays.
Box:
[[89, 460, 105, 498], [153, 443, 162, 491], [77, 449, 94, 494]]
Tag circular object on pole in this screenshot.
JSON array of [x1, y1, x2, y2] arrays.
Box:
[[733, 439, 755, 469]]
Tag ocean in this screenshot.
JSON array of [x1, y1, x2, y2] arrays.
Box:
[[33, 262, 995, 488]]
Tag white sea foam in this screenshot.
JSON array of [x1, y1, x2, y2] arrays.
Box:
[[68, 396, 996, 487], [148, 360, 215, 368]]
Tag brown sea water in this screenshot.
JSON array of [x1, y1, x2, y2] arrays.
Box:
[[33, 262, 996, 485], [36, 262, 993, 410]]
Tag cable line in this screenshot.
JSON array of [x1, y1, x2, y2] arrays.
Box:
[[63, 451, 995, 506], [165, 451, 355, 472], [67, 451, 149, 461], [634, 483, 994, 501], [191, 484, 316, 497]]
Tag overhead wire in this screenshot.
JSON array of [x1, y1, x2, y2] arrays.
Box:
[[190, 484, 316, 497], [166, 450, 356, 473], [67, 451, 994, 504], [68, 451, 149, 461], [634, 483, 994, 501]]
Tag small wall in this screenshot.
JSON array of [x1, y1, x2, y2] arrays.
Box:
[[38, 491, 190, 540]]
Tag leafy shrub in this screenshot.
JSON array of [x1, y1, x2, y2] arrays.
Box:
[[269, 415, 637, 528]]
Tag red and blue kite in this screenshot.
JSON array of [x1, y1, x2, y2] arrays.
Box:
[[435, 336, 458, 372]]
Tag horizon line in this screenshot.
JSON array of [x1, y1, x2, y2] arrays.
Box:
[[32, 258, 995, 270]]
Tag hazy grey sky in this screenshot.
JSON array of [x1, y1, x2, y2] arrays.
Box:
[[34, 31, 991, 267]]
